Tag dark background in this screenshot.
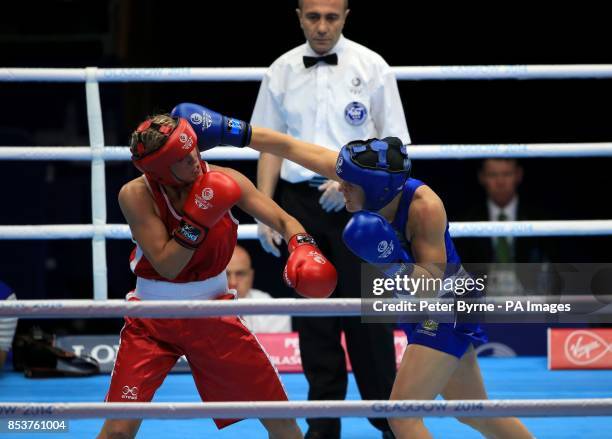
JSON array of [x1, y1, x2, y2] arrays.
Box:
[[1, 0, 611, 333]]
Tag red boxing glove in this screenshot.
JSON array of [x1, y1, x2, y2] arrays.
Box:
[[173, 171, 241, 249], [283, 234, 337, 298]]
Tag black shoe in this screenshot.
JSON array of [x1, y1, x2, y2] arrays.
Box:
[[304, 429, 340, 439], [381, 430, 396, 439]]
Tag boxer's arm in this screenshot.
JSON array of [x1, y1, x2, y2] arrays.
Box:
[[408, 190, 448, 266], [173, 171, 241, 249], [407, 191, 449, 291], [118, 179, 194, 280], [214, 166, 304, 243], [343, 211, 414, 278], [343, 208, 446, 297], [171, 102, 251, 149], [249, 127, 340, 181], [173, 102, 339, 180], [257, 152, 283, 199], [213, 165, 337, 298]]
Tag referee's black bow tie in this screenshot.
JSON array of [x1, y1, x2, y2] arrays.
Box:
[[303, 53, 338, 68]]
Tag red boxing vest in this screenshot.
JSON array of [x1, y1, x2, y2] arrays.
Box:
[[129, 163, 238, 282]]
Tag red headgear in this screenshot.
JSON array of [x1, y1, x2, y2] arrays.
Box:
[[131, 117, 198, 186]]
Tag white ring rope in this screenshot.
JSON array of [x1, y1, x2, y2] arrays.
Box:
[[4, 65, 612, 82], [0, 224, 254, 240], [1, 220, 612, 240], [0, 296, 609, 319], [0, 399, 610, 419], [0, 146, 259, 161], [1, 143, 612, 161], [0, 299, 362, 318], [448, 220, 612, 237]]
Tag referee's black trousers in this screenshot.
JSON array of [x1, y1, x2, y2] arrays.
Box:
[[279, 180, 397, 437]]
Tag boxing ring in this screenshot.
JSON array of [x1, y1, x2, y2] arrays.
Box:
[[1, 65, 612, 438]]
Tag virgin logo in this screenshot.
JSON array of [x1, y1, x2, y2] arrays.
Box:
[[563, 330, 611, 365]]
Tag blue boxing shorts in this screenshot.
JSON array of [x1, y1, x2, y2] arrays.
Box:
[[399, 320, 488, 358], [399, 265, 488, 358]]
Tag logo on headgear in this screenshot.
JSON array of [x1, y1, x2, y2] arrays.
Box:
[[178, 133, 194, 149], [195, 188, 214, 210], [377, 240, 394, 259], [121, 385, 138, 400], [336, 156, 344, 174], [344, 101, 367, 126]]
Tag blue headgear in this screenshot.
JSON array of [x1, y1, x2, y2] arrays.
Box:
[[335, 137, 411, 211]]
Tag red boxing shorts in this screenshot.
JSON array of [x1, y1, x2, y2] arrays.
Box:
[[105, 306, 288, 428]]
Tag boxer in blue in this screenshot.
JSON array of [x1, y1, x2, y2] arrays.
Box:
[[172, 103, 534, 438]]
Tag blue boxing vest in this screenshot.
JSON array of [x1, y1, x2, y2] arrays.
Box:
[[390, 178, 461, 266], [389, 178, 487, 353]]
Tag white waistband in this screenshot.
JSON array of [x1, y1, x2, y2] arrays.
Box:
[[133, 271, 232, 300]]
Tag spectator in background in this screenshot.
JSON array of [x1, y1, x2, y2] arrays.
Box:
[[227, 246, 292, 333], [0, 280, 18, 370], [455, 158, 553, 297], [251, 0, 408, 437], [457, 158, 547, 263]]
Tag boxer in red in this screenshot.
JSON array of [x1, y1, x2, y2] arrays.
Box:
[[97, 114, 337, 439]]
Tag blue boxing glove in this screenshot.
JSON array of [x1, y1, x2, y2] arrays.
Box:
[[342, 211, 413, 278], [171, 102, 252, 150]]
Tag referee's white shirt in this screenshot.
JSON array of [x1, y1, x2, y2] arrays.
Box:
[[251, 35, 410, 183], [240, 289, 292, 334]]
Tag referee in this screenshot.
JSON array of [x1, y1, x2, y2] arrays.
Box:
[[251, 1, 410, 438]]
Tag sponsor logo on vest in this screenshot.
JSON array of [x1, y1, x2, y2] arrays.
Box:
[[422, 320, 439, 332]]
